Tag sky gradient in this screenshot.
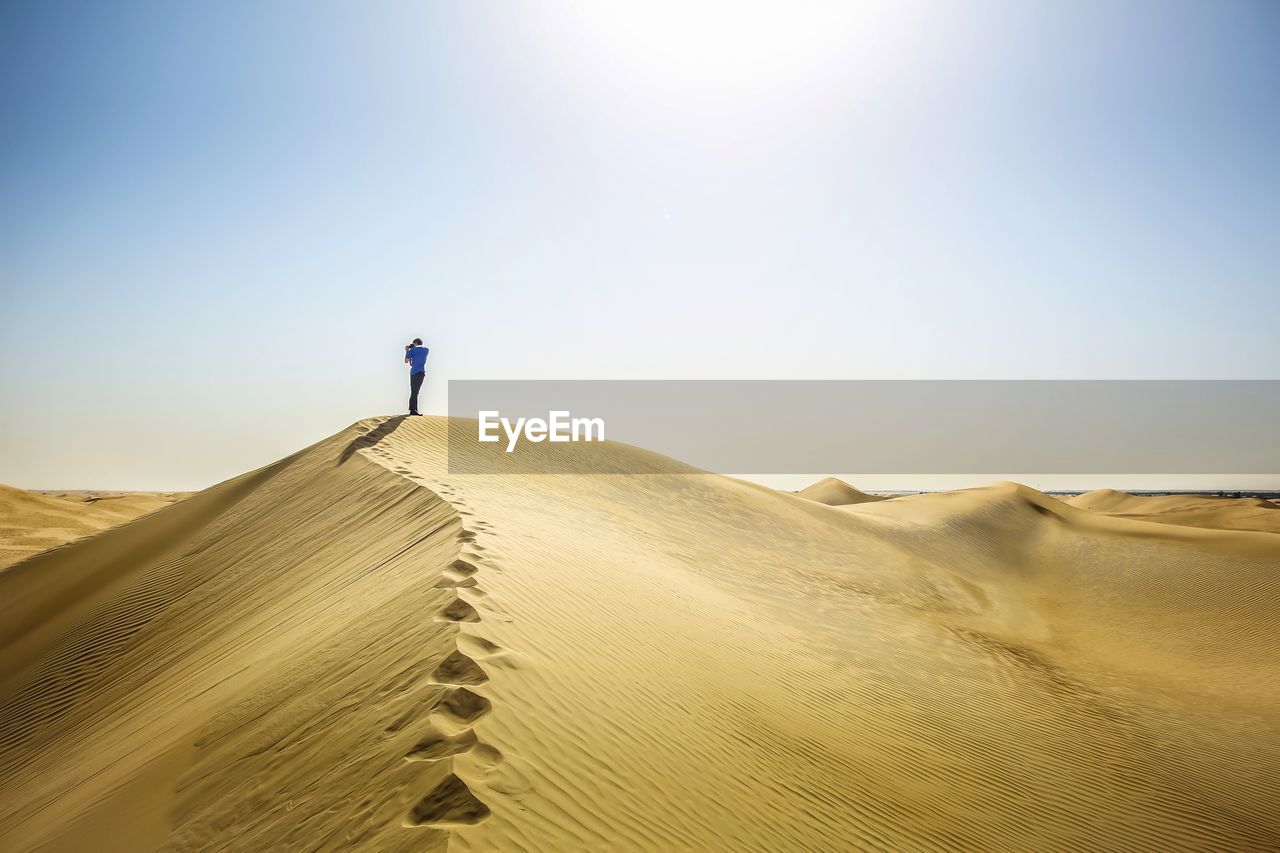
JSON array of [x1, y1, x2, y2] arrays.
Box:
[[2, 1, 1278, 490]]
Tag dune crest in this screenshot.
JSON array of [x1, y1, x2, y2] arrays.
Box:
[[1, 417, 1278, 851], [795, 476, 887, 506]]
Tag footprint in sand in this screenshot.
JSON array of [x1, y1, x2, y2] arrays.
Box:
[[431, 650, 488, 686], [436, 687, 491, 726], [438, 598, 480, 623], [407, 774, 489, 826], [450, 559, 479, 576]]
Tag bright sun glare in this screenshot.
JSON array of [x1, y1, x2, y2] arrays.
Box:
[[560, 1, 920, 96]]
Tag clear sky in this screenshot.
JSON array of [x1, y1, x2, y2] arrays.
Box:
[[1, 1, 1277, 490]]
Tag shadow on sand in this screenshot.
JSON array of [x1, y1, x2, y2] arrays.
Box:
[[339, 415, 409, 464]]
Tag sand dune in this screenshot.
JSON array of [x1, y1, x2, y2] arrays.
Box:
[[1, 417, 1278, 851], [796, 476, 887, 506], [1067, 488, 1280, 534], [0, 484, 186, 568]]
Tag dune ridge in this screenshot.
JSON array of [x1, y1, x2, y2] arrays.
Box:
[[1, 416, 1278, 850], [0, 423, 495, 852], [1067, 487, 1280, 534]]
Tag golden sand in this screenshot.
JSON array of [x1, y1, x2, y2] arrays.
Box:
[[1066, 487, 1280, 534], [0, 485, 186, 569], [0, 416, 1277, 850], [796, 476, 888, 506]]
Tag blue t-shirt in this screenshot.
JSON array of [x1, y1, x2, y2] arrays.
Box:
[[405, 345, 429, 374]]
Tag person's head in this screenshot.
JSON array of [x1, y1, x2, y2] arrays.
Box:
[[412, 338, 422, 346]]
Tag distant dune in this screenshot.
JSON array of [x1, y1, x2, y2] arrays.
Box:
[[0, 484, 186, 568], [1, 417, 1277, 851], [1067, 488, 1280, 534], [795, 476, 888, 506]]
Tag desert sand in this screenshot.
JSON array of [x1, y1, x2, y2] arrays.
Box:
[[1066, 488, 1280, 534], [0, 484, 186, 569], [796, 476, 888, 506], [1, 416, 1278, 851]]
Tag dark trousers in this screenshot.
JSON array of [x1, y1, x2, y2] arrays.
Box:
[[409, 371, 425, 414]]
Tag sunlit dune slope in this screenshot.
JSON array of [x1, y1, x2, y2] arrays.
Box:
[[796, 476, 887, 506], [1, 416, 1278, 851], [0, 484, 185, 568], [1067, 487, 1280, 534]]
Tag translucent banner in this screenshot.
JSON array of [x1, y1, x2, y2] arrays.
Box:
[[446, 380, 1279, 475]]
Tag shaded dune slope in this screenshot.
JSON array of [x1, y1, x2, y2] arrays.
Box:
[[2, 416, 1278, 851]]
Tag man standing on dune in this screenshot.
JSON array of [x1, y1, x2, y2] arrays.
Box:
[[404, 338, 429, 416]]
